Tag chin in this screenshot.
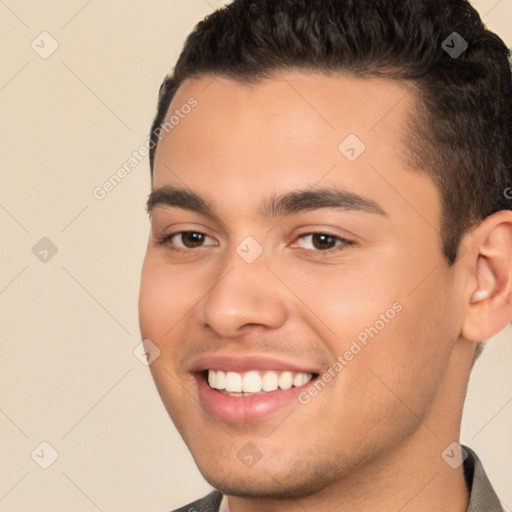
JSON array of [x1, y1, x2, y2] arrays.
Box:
[[194, 454, 345, 500]]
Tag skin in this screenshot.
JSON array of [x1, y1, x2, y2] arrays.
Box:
[[138, 71, 512, 512]]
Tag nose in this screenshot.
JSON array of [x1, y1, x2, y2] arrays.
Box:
[[198, 252, 288, 338]]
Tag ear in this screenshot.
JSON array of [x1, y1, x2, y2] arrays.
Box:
[[461, 210, 512, 342]]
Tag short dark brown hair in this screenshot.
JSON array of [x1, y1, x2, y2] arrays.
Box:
[[149, 0, 512, 267]]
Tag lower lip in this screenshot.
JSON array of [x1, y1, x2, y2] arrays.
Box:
[[194, 373, 316, 423]]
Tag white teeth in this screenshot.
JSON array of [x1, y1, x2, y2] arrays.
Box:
[[208, 371, 216, 388], [225, 371, 242, 392], [293, 373, 309, 387], [215, 370, 226, 389], [261, 371, 278, 392], [278, 371, 293, 390], [242, 371, 262, 392], [209, 370, 226, 389], [207, 369, 314, 393]]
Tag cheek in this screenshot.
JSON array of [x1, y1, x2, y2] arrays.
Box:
[[139, 259, 198, 421], [276, 256, 400, 341], [351, 274, 457, 417], [281, 251, 452, 413], [139, 258, 165, 338], [138, 256, 196, 339]]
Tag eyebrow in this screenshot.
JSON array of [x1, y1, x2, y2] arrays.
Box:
[[146, 185, 388, 219]]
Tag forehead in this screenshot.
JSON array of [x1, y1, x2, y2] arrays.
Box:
[[154, 70, 412, 180], [152, 71, 439, 230]]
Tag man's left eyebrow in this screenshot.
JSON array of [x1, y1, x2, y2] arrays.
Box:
[[146, 185, 388, 219], [261, 187, 388, 218]]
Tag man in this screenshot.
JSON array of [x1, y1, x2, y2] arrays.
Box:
[[138, 0, 512, 510]]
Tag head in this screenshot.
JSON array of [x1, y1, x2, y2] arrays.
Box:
[[139, 0, 512, 500]]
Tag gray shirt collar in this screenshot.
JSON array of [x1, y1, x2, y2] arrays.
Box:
[[463, 445, 503, 511]]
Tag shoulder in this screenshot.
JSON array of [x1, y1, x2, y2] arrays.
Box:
[[169, 490, 223, 512]]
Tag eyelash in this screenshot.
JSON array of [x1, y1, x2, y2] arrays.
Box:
[[156, 231, 354, 255]]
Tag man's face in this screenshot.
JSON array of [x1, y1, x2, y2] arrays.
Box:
[[139, 72, 465, 497]]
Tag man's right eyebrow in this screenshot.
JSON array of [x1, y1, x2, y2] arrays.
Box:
[[146, 187, 217, 218]]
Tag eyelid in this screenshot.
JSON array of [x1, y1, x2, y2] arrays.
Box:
[[150, 209, 230, 237], [152, 220, 216, 240]]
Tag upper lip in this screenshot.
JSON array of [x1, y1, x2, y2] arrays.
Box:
[[190, 354, 321, 374]]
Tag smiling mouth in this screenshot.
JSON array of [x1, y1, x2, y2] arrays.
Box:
[[203, 369, 320, 396]]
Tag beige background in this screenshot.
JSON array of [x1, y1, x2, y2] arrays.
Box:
[[0, 1, 511, 510]]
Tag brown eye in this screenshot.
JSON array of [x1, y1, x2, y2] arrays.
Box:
[[180, 232, 206, 248], [311, 234, 337, 250], [162, 231, 216, 249], [295, 233, 351, 252]]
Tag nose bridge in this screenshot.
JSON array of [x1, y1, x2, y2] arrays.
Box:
[[198, 243, 288, 336]]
